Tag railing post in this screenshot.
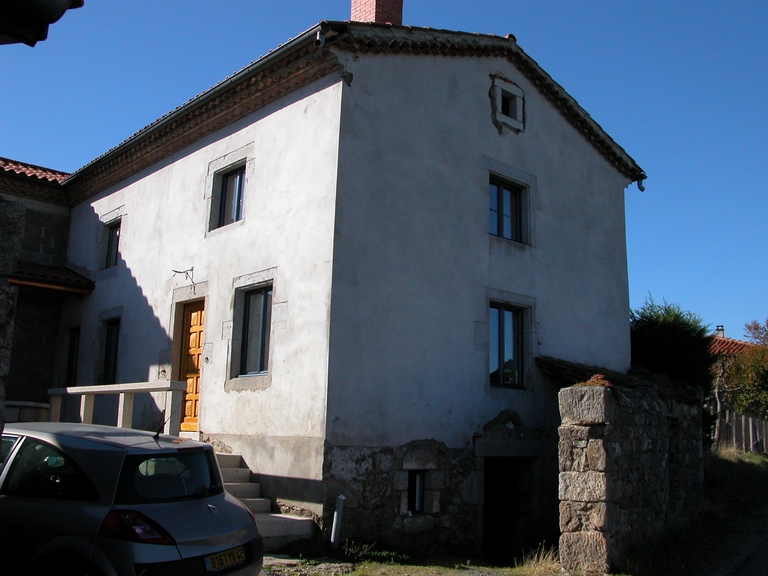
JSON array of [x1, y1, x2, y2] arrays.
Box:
[[165, 387, 183, 436], [49, 395, 62, 423], [80, 394, 95, 424], [118, 392, 134, 429]]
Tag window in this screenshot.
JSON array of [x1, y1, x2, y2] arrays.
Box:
[[239, 286, 272, 375], [2, 438, 98, 501], [103, 318, 120, 384], [489, 178, 524, 243], [104, 220, 121, 268], [492, 77, 525, 132], [408, 471, 425, 514], [211, 166, 245, 229], [65, 327, 80, 386], [489, 303, 524, 388]]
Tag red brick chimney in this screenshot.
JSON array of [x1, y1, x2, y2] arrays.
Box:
[[351, 0, 403, 25]]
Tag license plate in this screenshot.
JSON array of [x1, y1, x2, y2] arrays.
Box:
[[204, 546, 246, 572]]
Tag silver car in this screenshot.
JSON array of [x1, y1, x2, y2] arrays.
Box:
[[0, 422, 263, 576]]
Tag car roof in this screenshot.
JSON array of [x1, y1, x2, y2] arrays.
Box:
[[3, 422, 209, 452]]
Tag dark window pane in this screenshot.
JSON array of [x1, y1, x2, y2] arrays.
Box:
[[103, 319, 120, 384], [66, 327, 80, 386], [3, 438, 98, 501], [105, 222, 120, 268], [490, 304, 524, 389], [1, 436, 18, 469], [489, 307, 500, 385], [241, 287, 272, 375], [489, 183, 499, 234], [218, 168, 244, 227], [502, 187, 513, 239]]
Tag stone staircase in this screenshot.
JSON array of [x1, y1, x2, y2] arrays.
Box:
[[216, 453, 314, 550]]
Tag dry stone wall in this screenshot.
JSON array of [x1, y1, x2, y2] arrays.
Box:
[[558, 379, 703, 574]]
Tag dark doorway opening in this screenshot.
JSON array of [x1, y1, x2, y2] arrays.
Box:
[[482, 456, 540, 563]]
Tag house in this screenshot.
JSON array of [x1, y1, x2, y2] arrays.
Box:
[[1, 0, 645, 557]]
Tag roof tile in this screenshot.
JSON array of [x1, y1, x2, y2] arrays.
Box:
[[0, 156, 69, 183]]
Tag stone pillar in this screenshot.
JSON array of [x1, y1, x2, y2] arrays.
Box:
[[0, 198, 26, 434], [558, 384, 617, 574]]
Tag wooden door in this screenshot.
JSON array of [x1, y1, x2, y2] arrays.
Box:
[[180, 301, 205, 432]]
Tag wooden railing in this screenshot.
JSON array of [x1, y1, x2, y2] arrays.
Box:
[[48, 381, 187, 436]]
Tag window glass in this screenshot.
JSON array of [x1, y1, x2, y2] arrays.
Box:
[[103, 318, 120, 384], [114, 449, 223, 504], [1, 436, 18, 469], [2, 438, 98, 501], [407, 470, 425, 514], [105, 221, 121, 268], [241, 286, 272, 375], [489, 179, 523, 243], [66, 327, 80, 386], [218, 167, 244, 228], [489, 303, 524, 388]]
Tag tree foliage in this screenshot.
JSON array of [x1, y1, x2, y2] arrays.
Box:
[[630, 296, 715, 390], [722, 345, 768, 419], [744, 317, 768, 346]]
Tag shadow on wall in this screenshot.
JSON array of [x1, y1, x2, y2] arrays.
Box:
[[59, 202, 178, 432]]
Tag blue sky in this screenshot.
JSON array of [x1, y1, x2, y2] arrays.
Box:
[[1, 1, 766, 339]]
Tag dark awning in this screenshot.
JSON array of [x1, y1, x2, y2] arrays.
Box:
[[9, 261, 93, 294]]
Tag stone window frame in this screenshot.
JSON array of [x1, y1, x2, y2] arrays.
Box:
[[225, 267, 282, 392], [484, 288, 537, 394], [490, 73, 525, 133], [205, 143, 255, 235], [96, 206, 125, 279], [482, 157, 537, 248], [407, 470, 426, 515]]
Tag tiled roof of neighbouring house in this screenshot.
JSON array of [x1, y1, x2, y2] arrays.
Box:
[[0, 156, 69, 183], [710, 336, 752, 357]]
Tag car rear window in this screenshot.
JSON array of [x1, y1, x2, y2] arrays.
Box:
[[114, 448, 223, 504]]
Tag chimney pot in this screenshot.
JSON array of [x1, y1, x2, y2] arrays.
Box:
[[716, 325, 725, 338], [351, 0, 403, 25]]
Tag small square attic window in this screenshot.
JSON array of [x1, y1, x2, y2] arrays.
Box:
[[494, 78, 525, 132]]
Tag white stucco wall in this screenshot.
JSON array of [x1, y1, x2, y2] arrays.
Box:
[[62, 77, 344, 482], [325, 51, 632, 448]]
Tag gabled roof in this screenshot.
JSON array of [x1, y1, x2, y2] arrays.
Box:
[[710, 336, 752, 357], [62, 21, 645, 203]]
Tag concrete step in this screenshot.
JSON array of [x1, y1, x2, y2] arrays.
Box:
[[221, 467, 252, 483], [254, 513, 314, 551], [216, 453, 245, 468], [239, 497, 272, 514], [225, 482, 262, 498]]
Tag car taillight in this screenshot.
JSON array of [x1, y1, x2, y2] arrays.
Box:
[[99, 510, 176, 545]]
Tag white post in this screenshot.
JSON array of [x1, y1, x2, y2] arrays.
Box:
[[330, 494, 346, 549], [49, 395, 62, 422], [165, 388, 184, 436], [80, 394, 95, 424], [117, 392, 134, 429]]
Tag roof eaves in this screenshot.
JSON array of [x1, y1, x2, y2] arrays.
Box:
[[63, 22, 329, 187]]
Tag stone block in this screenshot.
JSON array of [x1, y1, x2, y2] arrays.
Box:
[[559, 386, 615, 425], [425, 470, 445, 489], [403, 449, 439, 470], [393, 470, 408, 491], [403, 515, 435, 534], [375, 452, 394, 472], [559, 471, 607, 502], [585, 440, 607, 471], [425, 490, 440, 513], [559, 531, 610, 574], [0, 200, 25, 277]]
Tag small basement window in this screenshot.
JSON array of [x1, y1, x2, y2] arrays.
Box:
[[408, 470, 425, 514]]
